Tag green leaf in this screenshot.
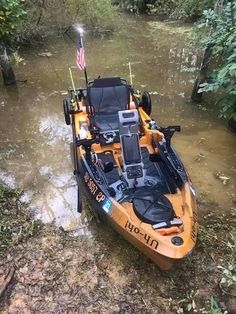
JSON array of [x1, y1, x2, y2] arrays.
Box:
[[187, 303, 192, 312]]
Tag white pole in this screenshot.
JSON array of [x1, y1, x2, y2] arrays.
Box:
[[128, 62, 133, 85], [69, 67, 76, 93]]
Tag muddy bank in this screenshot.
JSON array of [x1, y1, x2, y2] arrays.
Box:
[[0, 187, 235, 313]]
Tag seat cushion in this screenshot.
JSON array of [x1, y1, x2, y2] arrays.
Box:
[[92, 113, 119, 131]]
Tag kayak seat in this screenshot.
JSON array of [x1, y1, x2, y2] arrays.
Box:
[[91, 114, 120, 131], [87, 77, 130, 135]]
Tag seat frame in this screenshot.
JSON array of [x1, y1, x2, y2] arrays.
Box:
[[86, 77, 131, 138]]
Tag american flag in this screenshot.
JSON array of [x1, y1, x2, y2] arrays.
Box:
[[76, 37, 86, 70]]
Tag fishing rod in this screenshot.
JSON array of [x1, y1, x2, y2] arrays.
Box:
[[128, 62, 133, 86], [67, 67, 82, 212], [69, 67, 76, 93]]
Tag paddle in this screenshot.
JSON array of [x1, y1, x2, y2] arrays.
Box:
[[72, 119, 83, 213]]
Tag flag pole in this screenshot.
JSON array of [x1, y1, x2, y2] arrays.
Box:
[[84, 66, 88, 86]]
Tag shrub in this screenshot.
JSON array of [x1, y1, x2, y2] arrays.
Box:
[[8, 0, 118, 43], [116, 0, 215, 21], [73, 0, 117, 32], [198, 2, 236, 122], [173, 0, 215, 22], [0, 0, 26, 44]]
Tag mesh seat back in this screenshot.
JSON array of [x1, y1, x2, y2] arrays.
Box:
[[89, 86, 129, 115], [88, 77, 130, 116]]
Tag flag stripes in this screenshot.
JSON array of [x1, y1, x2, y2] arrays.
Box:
[[76, 37, 86, 70]]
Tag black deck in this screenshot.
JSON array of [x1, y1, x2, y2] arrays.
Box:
[[97, 147, 173, 196], [83, 147, 179, 225], [96, 151, 120, 185], [141, 147, 172, 194]]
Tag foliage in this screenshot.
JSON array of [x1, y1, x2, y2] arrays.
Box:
[[227, 231, 236, 252], [115, 0, 146, 13], [217, 231, 236, 291], [0, 0, 26, 43], [12, 50, 24, 66], [177, 290, 197, 313], [1, 0, 117, 44], [198, 2, 236, 121], [116, 0, 214, 21], [173, 0, 215, 21], [17, 0, 49, 41], [0, 185, 40, 254], [74, 0, 117, 32], [218, 263, 236, 288], [146, 1, 178, 18], [203, 297, 222, 314]]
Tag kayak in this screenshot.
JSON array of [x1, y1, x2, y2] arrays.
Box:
[[63, 76, 198, 270]]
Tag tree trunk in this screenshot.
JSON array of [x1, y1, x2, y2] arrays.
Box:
[[191, 45, 212, 103], [228, 117, 236, 133], [0, 41, 16, 85]]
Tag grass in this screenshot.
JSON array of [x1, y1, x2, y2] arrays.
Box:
[[0, 185, 235, 313], [203, 297, 223, 314], [0, 185, 41, 254]]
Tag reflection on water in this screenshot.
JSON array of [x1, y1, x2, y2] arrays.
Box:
[[39, 116, 72, 144], [0, 16, 235, 231]]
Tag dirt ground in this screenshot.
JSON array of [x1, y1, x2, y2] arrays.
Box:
[[0, 188, 235, 314]]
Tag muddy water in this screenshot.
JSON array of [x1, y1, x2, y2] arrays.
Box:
[[0, 16, 235, 231]]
